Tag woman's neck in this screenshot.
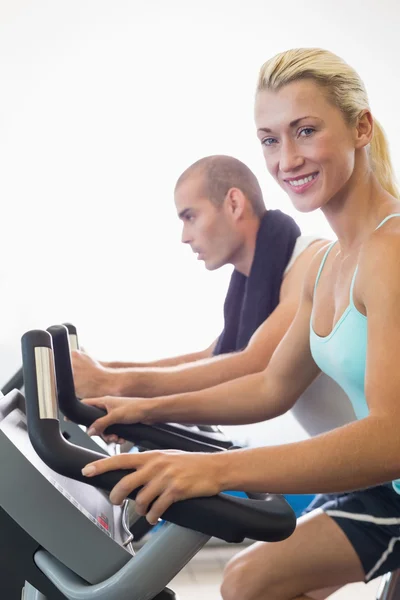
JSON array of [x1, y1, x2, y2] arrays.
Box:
[[322, 161, 398, 256]]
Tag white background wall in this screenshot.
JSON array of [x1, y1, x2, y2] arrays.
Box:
[[1, 0, 399, 445]]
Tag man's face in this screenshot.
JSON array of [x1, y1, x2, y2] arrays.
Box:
[[175, 176, 238, 271]]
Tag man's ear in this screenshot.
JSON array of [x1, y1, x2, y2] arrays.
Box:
[[224, 187, 246, 220], [355, 109, 374, 149]]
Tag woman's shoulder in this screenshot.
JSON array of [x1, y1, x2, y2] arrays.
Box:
[[358, 212, 400, 297], [363, 212, 400, 259]]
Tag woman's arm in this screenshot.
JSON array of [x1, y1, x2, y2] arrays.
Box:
[[81, 232, 400, 522], [219, 230, 400, 495]]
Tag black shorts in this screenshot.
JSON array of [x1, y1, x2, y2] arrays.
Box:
[[302, 484, 400, 581]]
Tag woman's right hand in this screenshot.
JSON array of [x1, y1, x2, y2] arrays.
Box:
[[81, 396, 147, 442]]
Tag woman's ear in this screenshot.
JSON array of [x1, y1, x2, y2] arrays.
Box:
[[355, 109, 374, 149]]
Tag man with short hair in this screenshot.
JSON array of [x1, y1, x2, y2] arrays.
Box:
[[73, 155, 355, 435]]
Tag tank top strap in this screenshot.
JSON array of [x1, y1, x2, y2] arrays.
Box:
[[349, 213, 400, 306], [375, 213, 400, 230], [313, 241, 337, 298], [349, 266, 359, 308]]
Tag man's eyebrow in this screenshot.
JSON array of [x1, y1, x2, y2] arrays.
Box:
[[257, 116, 318, 133], [178, 208, 191, 219]]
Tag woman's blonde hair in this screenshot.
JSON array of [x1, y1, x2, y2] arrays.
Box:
[[257, 48, 398, 198]]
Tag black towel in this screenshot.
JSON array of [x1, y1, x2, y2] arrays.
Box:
[[213, 210, 301, 355]]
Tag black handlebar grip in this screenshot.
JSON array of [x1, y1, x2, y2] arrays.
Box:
[[21, 329, 296, 543], [62, 323, 77, 336], [1, 367, 24, 395], [21, 330, 57, 432], [47, 324, 77, 407], [27, 418, 296, 542]]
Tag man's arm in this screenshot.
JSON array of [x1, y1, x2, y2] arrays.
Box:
[[73, 240, 328, 399], [100, 340, 217, 369], [72, 339, 218, 399]]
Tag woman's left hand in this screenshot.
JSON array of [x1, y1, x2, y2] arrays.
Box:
[[82, 450, 224, 524]]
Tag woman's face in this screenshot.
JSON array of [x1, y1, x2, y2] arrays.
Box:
[[255, 79, 359, 213]]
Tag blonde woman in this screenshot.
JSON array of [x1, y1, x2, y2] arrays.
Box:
[[81, 49, 400, 599]]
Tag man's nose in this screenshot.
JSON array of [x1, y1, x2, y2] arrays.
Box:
[[181, 224, 192, 244]]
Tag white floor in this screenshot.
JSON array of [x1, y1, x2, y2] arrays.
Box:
[[169, 544, 383, 600]]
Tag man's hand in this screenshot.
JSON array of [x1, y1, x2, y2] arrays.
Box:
[[72, 350, 115, 398], [81, 449, 223, 524]]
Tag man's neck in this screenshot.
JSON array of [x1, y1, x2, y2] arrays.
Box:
[[231, 214, 264, 276]]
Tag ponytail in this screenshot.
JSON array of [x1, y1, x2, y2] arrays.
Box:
[[370, 119, 399, 198]]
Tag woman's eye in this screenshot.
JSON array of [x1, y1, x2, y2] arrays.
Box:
[[299, 127, 315, 137], [261, 137, 277, 147]]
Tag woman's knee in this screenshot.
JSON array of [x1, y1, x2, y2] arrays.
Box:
[[220, 542, 306, 600], [220, 554, 251, 600], [220, 550, 271, 600]]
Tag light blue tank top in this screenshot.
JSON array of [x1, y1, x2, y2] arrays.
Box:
[[310, 214, 400, 494]]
